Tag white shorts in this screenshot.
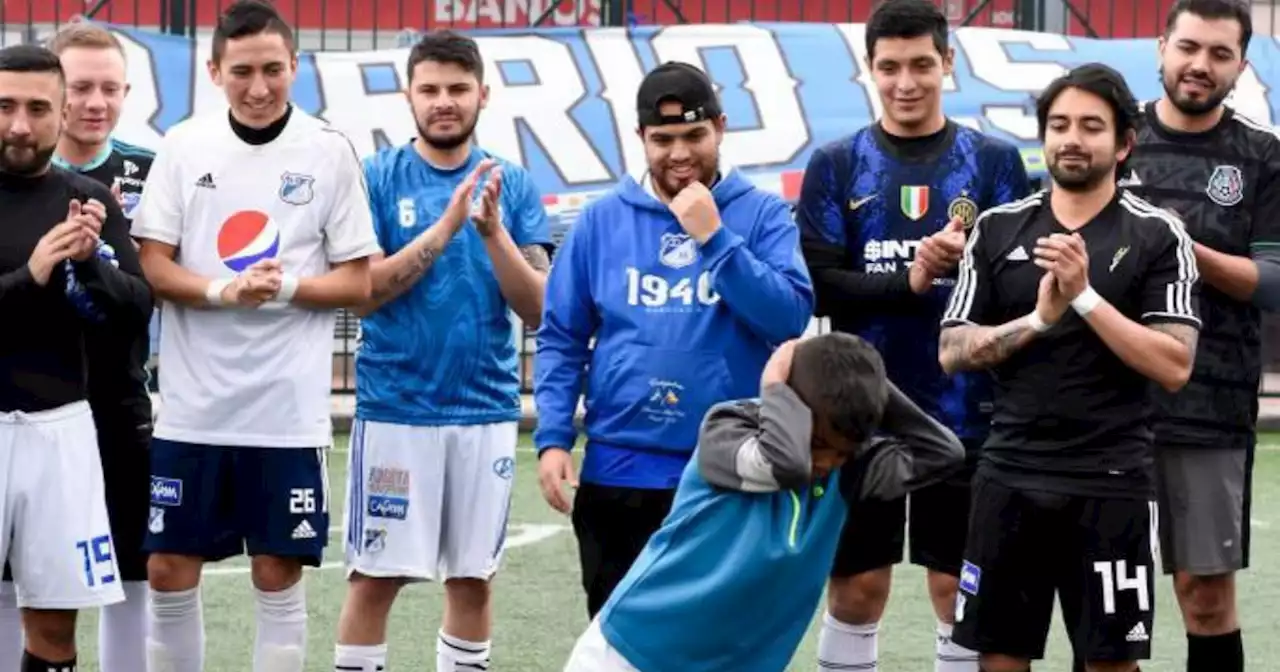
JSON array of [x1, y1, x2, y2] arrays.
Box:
[[0, 401, 125, 609], [564, 618, 640, 671], [343, 419, 517, 582]]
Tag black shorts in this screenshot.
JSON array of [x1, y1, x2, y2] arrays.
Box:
[[571, 482, 675, 619], [3, 421, 152, 584], [830, 439, 980, 578], [952, 470, 1156, 662]]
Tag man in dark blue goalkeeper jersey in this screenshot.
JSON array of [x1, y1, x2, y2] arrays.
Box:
[[796, 2, 1030, 670]]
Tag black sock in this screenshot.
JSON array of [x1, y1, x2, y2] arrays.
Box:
[[20, 650, 75, 672], [1188, 630, 1243, 672], [1073, 659, 1086, 672]]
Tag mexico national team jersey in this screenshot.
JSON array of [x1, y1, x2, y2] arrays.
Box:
[[356, 144, 551, 426], [796, 121, 1031, 440], [131, 107, 381, 448], [1125, 103, 1280, 451]]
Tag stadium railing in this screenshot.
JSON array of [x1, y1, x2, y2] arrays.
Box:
[[6, 0, 1280, 396]]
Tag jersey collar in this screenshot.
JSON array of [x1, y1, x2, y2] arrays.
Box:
[[52, 140, 114, 173]]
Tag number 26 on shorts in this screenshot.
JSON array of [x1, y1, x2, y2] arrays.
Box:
[[75, 534, 116, 588]]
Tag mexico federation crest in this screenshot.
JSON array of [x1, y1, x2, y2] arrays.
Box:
[[948, 192, 979, 230], [658, 232, 697, 269], [279, 172, 315, 206], [1206, 165, 1244, 207], [901, 185, 929, 221]]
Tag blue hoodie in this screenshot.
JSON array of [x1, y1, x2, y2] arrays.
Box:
[[533, 170, 814, 488]]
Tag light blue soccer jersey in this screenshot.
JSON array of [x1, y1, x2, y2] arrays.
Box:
[[356, 144, 551, 426]]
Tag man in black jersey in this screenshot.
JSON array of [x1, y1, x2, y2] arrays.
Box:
[[0, 23, 157, 672], [938, 63, 1202, 672], [0, 43, 152, 672], [1121, 2, 1279, 670]]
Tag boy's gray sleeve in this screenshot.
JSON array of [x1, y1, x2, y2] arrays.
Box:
[[856, 382, 965, 501], [697, 383, 813, 492]]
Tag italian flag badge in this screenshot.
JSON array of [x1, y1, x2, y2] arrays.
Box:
[[901, 185, 929, 221]]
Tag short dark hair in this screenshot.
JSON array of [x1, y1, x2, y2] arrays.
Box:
[[788, 333, 889, 443], [865, 0, 950, 60], [212, 0, 296, 64], [1165, 0, 1252, 54], [0, 44, 64, 79], [1036, 63, 1139, 143], [406, 30, 484, 85]]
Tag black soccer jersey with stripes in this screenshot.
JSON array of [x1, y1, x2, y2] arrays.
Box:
[[941, 189, 1202, 498], [1125, 102, 1280, 452]]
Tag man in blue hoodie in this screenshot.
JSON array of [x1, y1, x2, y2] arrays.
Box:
[[534, 61, 815, 618], [561, 333, 965, 671]]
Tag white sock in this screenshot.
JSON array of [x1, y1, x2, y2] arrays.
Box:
[[147, 586, 205, 672], [0, 581, 22, 672], [254, 581, 308, 672], [99, 581, 148, 672], [936, 620, 979, 672], [436, 629, 490, 672], [817, 611, 878, 671], [334, 643, 387, 672]]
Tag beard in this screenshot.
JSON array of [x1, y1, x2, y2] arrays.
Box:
[[0, 138, 56, 176], [1160, 66, 1235, 116], [1047, 151, 1116, 193], [651, 160, 719, 201], [415, 109, 479, 151]]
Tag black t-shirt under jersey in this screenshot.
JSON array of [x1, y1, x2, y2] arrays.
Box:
[[940, 189, 1203, 498], [0, 166, 151, 414]]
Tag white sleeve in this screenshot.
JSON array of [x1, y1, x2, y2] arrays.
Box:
[[321, 129, 381, 263], [130, 135, 185, 246]]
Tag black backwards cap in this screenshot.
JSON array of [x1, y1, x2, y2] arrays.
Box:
[[636, 61, 723, 127]]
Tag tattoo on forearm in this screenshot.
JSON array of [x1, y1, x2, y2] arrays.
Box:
[[941, 321, 1035, 371], [1151, 322, 1199, 353], [520, 244, 551, 273], [382, 244, 439, 298]]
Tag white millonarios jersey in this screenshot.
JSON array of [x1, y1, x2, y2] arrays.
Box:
[[132, 108, 380, 448]]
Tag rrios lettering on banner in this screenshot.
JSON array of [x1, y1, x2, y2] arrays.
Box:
[[106, 22, 1280, 216]]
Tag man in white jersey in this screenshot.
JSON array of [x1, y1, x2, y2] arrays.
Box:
[[130, 2, 379, 671]]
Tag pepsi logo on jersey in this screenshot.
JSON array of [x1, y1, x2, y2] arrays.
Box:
[[217, 210, 281, 272]]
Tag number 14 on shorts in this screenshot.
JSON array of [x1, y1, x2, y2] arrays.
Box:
[[1093, 559, 1150, 614], [75, 534, 116, 588]]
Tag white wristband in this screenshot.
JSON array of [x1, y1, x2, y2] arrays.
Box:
[[205, 278, 231, 306], [275, 274, 299, 303], [1026, 311, 1050, 333], [1071, 286, 1102, 316]]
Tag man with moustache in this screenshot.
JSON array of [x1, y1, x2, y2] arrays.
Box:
[[1121, 2, 1280, 670], [534, 60, 813, 624], [0, 23, 156, 672], [939, 63, 1202, 672], [0, 43, 151, 672], [334, 30, 552, 672]]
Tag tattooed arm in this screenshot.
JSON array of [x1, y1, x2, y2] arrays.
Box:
[[480, 227, 550, 328], [352, 216, 461, 318], [939, 316, 1045, 374]]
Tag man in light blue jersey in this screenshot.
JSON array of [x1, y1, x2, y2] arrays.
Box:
[[562, 333, 965, 671], [333, 30, 552, 672], [534, 61, 815, 620]]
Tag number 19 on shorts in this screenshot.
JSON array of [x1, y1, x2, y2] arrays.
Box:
[[1093, 560, 1150, 614], [75, 534, 116, 588]]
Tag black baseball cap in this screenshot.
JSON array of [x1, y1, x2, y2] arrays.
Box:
[[636, 61, 723, 128]]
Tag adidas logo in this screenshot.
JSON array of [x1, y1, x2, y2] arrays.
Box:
[[291, 520, 316, 540], [1126, 622, 1149, 642], [195, 173, 216, 189], [1006, 245, 1029, 261]]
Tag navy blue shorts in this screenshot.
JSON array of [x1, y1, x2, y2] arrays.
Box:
[[143, 439, 329, 566]]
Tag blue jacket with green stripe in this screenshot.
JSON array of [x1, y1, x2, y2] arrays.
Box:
[[595, 381, 964, 671]]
